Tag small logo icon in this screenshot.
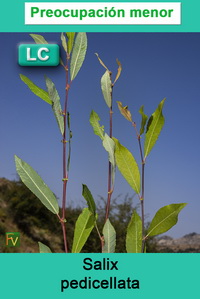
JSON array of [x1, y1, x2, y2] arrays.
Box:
[[18, 44, 59, 66], [5, 232, 20, 247]]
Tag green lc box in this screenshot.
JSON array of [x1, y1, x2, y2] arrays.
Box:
[[18, 44, 59, 66]]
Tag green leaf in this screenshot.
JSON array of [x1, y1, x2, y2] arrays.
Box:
[[146, 203, 187, 237], [30, 34, 48, 44], [20, 74, 52, 105], [82, 184, 96, 216], [103, 134, 115, 167], [66, 32, 75, 54], [101, 70, 112, 108], [45, 76, 64, 135], [144, 98, 166, 158], [38, 242, 52, 253], [126, 210, 142, 253], [72, 208, 95, 253], [89, 110, 104, 140], [102, 219, 116, 253], [70, 32, 87, 81], [139, 105, 148, 136], [61, 32, 67, 53], [15, 155, 59, 214], [113, 138, 140, 194], [103, 134, 116, 186]]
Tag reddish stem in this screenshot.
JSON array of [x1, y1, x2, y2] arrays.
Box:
[[105, 107, 113, 221], [60, 59, 70, 253], [132, 123, 146, 252]]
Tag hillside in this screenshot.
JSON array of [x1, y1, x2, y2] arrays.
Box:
[[0, 177, 199, 253], [0, 178, 65, 252], [157, 233, 200, 253], [0, 177, 136, 253]]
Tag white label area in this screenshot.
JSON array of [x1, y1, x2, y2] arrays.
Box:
[[25, 2, 181, 25]]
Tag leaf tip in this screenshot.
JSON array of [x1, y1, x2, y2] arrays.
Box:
[[82, 183, 86, 192], [14, 154, 20, 162], [90, 109, 94, 116]]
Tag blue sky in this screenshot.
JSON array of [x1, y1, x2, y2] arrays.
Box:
[[0, 32, 200, 238]]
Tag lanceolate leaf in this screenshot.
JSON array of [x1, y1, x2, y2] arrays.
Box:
[[61, 32, 67, 53], [95, 53, 109, 71], [30, 34, 48, 44], [139, 105, 148, 136], [89, 110, 105, 140], [70, 32, 87, 81], [38, 242, 52, 253], [113, 59, 122, 85], [101, 70, 112, 108], [117, 101, 132, 122], [20, 74, 52, 105], [72, 208, 95, 253], [102, 219, 116, 253], [103, 134, 115, 167], [82, 184, 96, 216], [15, 155, 59, 214], [146, 203, 187, 237], [60, 58, 65, 68], [126, 210, 142, 253], [45, 76, 64, 135], [113, 138, 140, 194], [66, 32, 75, 54], [144, 98, 166, 158], [103, 134, 116, 185]]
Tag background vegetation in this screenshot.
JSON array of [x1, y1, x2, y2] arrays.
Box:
[[0, 177, 158, 253]]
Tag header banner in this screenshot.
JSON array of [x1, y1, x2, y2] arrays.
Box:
[[0, 0, 200, 31], [25, 2, 181, 25]]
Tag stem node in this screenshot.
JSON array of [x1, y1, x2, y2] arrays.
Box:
[[65, 84, 70, 91], [62, 177, 68, 181], [61, 139, 68, 143]]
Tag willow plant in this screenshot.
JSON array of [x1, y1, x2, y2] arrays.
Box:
[[115, 100, 187, 252], [89, 55, 122, 252], [95, 54, 122, 222], [15, 34, 187, 253], [90, 57, 187, 253], [15, 32, 91, 253]]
